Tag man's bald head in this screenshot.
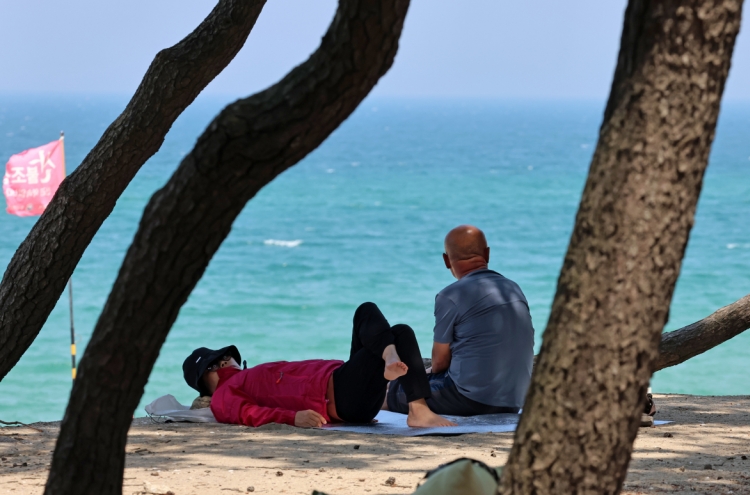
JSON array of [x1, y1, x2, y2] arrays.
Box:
[[443, 225, 490, 279], [444, 225, 488, 261]]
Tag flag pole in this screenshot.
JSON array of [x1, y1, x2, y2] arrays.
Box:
[[60, 130, 65, 175], [60, 130, 76, 381], [69, 279, 76, 381]]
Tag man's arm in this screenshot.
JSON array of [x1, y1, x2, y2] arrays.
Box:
[[431, 342, 452, 374], [433, 294, 458, 373]]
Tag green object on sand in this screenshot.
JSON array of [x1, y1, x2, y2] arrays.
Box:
[[311, 457, 502, 495], [414, 458, 502, 495]]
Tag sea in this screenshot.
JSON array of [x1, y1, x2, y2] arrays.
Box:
[[0, 95, 748, 424]]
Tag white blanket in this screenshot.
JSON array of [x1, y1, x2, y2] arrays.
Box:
[[145, 395, 217, 423]]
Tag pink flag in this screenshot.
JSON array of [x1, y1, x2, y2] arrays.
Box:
[[3, 138, 66, 217]]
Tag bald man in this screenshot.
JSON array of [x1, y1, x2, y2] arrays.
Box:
[[387, 225, 534, 416]]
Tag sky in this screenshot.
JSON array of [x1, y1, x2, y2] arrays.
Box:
[[0, 0, 748, 100]]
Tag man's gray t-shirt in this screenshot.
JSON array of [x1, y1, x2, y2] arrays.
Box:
[[433, 269, 534, 408]]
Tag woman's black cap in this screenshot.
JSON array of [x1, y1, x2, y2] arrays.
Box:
[[182, 345, 241, 397]]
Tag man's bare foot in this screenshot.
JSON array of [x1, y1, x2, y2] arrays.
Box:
[[407, 399, 457, 427], [382, 344, 408, 380]]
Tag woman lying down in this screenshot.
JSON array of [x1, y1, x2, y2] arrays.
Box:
[[182, 302, 456, 428]]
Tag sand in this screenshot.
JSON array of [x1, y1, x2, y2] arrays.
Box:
[[1, 394, 749, 495]]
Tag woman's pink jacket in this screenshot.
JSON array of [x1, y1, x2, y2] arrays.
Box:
[[210, 359, 343, 427]]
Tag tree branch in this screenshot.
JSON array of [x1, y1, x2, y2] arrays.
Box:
[[655, 294, 750, 371], [0, 0, 266, 382], [44, 1, 410, 493]]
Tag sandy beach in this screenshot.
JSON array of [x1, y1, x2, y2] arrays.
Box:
[[2, 394, 749, 494]]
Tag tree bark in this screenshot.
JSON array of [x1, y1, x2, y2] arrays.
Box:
[[0, 0, 265, 382], [501, 1, 743, 494], [44, 1, 409, 494], [655, 293, 750, 371]]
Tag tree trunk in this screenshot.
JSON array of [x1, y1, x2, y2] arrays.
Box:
[[44, 1, 409, 494], [655, 293, 750, 371], [501, 1, 743, 494], [0, 0, 265, 382]]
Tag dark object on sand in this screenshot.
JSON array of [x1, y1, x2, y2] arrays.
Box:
[[0, 420, 43, 433], [644, 393, 656, 416]]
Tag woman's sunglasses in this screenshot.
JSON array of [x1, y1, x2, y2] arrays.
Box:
[[206, 355, 233, 373]]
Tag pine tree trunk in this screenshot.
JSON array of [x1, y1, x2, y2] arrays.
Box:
[[501, 1, 743, 494], [0, 0, 265, 382], [655, 293, 750, 371], [44, 1, 409, 494]]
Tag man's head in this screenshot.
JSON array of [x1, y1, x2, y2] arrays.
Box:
[[183, 345, 242, 397], [443, 225, 490, 279]]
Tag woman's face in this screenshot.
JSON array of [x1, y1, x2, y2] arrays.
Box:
[[202, 356, 240, 395]]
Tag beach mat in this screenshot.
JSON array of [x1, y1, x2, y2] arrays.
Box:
[[321, 410, 672, 436], [145, 395, 671, 433], [321, 410, 520, 436]]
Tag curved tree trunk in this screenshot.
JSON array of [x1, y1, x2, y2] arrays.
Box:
[[655, 293, 750, 371], [44, 1, 409, 494], [0, 0, 265, 382], [501, 1, 743, 494]]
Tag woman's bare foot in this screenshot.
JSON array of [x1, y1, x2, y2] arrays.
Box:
[[382, 344, 408, 380], [406, 399, 457, 427], [385, 361, 408, 380]]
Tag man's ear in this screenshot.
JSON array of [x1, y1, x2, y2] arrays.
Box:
[[443, 253, 452, 270], [484, 246, 490, 264]]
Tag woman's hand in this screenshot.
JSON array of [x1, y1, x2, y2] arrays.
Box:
[[294, 410, 327, 428]]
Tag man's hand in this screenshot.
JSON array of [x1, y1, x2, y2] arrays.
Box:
[[431, 342, 451, 374], [294, 410, 327, 428]]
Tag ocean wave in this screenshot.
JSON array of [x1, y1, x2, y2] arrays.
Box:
[[264, 239, 303, 248]]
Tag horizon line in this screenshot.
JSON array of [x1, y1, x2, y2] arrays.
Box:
[[1, 91, 749, 104]]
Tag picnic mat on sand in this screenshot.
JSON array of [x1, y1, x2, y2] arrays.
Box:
[[146, 395, 670, 436]]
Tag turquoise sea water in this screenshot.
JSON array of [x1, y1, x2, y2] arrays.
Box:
[[0, 95, 748, 423]]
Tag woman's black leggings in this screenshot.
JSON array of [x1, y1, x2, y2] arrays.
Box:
[[332, 302, 431, 423]]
